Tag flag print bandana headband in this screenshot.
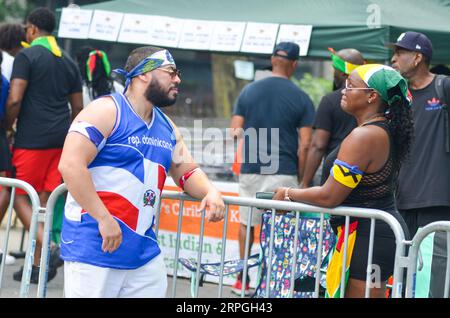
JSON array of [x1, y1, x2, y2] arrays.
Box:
[[113, 49, 176, 93], [328, 47, 360, 75]]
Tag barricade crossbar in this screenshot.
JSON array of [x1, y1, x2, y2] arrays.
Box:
[[5, 180, 450, 299]]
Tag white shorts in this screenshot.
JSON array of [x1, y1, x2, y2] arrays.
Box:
[[64, 254, 167, 298], [238, 174, 298, 226]]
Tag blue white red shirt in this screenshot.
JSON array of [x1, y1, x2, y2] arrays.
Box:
[[61, 92, 176, 269]]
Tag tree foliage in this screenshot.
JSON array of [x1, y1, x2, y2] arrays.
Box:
[[0, 0, 29, 22], [291, 73, 333, 108]]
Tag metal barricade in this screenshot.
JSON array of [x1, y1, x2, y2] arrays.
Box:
[[0, 177, 41, 298], [37, 183, 67, 298], [404, 221, 450, 298], [41, 186, 408, 298], [161, 190, 407, 298]]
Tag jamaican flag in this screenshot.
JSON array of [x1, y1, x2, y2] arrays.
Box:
[[21, 35, 62, 57]]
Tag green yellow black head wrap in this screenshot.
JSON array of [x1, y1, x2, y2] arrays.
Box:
[[354, 64, 411, 107], [113, 49, 176, 93], [328, 47, 360, 75]]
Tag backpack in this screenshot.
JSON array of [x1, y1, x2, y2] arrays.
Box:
[[435, 75, 450, 152]]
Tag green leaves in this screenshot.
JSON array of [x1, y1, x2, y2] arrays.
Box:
[[0, 0, 28, 22], [291, 73, 333, 108]]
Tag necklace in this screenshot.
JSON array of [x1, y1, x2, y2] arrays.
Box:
[[358, 113, 386, 127]]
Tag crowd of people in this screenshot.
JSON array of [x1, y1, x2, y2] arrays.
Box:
[[0, 6, 224, 297], [0, 6, 449, 299], [230, 33, 449, 298]]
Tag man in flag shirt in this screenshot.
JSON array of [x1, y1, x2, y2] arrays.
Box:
[[58, 46, 225, 298], [5, 7, 83, 283]]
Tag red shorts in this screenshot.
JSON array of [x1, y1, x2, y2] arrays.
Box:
[[12, 148, 63, 195]]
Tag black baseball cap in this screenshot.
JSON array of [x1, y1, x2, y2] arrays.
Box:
[[386, 31, 433, 59], [272, 42, 300, 61]]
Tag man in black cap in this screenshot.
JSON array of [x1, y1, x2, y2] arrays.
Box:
[[389, 31, 450, 298], [229, 42, 315, 295]]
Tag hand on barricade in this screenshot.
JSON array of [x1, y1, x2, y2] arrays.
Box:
[[272, 187, 292, 214], [98, 214, 123, 253], [199, 188, 225, 222]]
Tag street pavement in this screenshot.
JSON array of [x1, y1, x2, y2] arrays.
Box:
[[0, 225, 245, 298]]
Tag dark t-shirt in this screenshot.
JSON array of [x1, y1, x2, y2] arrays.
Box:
[[313, 88, 357, 157], [11, 45, 82, 149], [233, 76, 315, 175], [396, 76, 450, 209]]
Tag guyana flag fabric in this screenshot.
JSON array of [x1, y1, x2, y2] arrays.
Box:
[[325, 221, 358, 298]]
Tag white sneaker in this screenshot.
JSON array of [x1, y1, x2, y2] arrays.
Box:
[[0, 249, 16, 265]]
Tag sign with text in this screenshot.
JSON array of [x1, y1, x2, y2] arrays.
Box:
[[58, 7, 92, 39], [178, 19, 215, 50], [88, 10, 123, 42], [210, 21, 246, 52], [240, 22, 279, 54], [276, 24, 313, 56], [147, 16, 183, 48], [118, 14, 154, 44]]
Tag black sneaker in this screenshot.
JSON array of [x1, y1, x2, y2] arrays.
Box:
[[50, 245, 64, 268], [13, 265, 57, 284]]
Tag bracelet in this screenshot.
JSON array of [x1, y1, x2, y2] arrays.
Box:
[[284, 187, 292, 201]]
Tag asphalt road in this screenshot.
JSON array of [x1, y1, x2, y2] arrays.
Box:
[[0, 226, 244, 298]]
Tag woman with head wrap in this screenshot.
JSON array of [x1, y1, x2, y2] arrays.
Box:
[[273, 64, 414, 298]]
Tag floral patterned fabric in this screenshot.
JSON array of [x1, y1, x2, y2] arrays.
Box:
[[253, 212, 335, 298]]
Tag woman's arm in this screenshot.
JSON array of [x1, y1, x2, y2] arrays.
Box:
[[273, 126, 378, 208]]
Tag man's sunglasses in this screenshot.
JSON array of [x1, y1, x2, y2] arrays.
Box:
[[157, 67, 181, 79]]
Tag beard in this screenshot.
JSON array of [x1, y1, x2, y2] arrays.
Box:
[[144, 77, 178, 107]]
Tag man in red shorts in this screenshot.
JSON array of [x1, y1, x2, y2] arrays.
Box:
[[5, 7, 83, 283]]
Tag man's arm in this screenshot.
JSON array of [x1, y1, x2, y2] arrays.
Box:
[[5, 78, 27, 130], [168, 120, 225, 222], [58, 98, 122, 253], [68, 92, 84, 121], [301, 129, 331, 188], [230, 115, 244, 139], [297, 126, 313, 183]]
